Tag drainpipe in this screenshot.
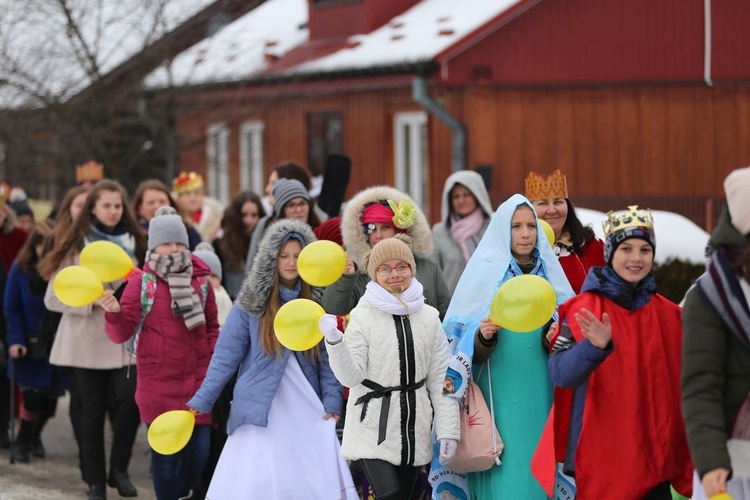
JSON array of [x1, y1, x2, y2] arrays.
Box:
[[412, 75, 466, 172], [704, 0, 713, 87]]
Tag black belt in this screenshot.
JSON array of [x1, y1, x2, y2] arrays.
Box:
[[355, 378, 426, 445]]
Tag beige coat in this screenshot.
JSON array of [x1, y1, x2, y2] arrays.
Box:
[[44, 254, 131, 369]]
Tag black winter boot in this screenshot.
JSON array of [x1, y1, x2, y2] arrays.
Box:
[[87, 483, 107, 500], [10, 442, 30, 463], [11, 419, 34, 463], [31, 414, 49, 458]]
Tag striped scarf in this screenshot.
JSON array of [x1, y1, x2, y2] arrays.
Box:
[[698, 246, 750, 352], [146, 250, 205, 330]]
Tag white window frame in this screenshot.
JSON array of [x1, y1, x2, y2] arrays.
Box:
[[394, 111, 428, 210], [239, 121, 265, 193], [206, 123, 230, 205]]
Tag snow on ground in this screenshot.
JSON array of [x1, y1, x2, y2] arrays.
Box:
[[576, 208, 709, 265], [144, 0, 309, 88]]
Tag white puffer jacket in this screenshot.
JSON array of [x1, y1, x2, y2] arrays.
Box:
[[326, 298, 460, 466]]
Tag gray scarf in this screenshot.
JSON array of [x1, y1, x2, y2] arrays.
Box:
[[146, 250, 205, 330]]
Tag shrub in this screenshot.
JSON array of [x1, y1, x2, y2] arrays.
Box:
[[652, 258, 706, 304]]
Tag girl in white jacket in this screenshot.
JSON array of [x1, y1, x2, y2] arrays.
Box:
[[320, 235, 460, 500]]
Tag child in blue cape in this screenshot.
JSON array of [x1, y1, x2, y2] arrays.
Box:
[[437, 194, 574, 500]]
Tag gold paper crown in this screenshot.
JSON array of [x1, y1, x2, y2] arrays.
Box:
[[75, 161, 104, 183], [524, 169, 568, 201], [172, 171, 205, 195], [602, 205, 654, 238]]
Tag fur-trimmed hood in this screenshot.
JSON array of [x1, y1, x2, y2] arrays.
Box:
[[342, 186, 433, 268], [236, 218, 317, 316]]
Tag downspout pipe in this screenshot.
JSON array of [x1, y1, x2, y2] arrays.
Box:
[[704, 0, 713, 87], [412, 75, 466, 172]]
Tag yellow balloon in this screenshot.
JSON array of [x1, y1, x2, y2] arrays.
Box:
[[710, 494, 734, 500], [489, 275, 557, 332], [53, 266, 104, 307], [538, 219, 555, 247], [80, 240, 134, 282], [147, 410, 195, 455], [274, 299, 325, 351], [297, 240, 347, 287]]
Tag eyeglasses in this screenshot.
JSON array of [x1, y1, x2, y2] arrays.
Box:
[[285, 200, 308, 211], [376, 263, 411, 277]]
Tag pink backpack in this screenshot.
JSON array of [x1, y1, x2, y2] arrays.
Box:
[[448, 363, 504, 473]]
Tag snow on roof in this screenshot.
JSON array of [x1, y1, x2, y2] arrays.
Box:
[[576, 208, 710, 265], [144, 0, 309, 88], [144, 0, 521, 88], [0, 0, 215, 108], [292, 0, 521, 75]]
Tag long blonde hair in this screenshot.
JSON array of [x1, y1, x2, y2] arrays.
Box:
[[260, 272, 318, 360]]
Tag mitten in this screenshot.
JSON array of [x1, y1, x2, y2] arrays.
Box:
[[439, 438, 458, 466], [318, 314, 343, 345]]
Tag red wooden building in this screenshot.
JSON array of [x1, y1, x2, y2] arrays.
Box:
[[148, 0, 750, 229]]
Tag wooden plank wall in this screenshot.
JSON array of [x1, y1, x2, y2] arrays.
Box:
[[172, 85, 420, 202], [456, 84, 750, 228], [171, 82, 750, 229]]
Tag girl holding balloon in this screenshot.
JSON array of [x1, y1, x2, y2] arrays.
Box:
[[40, 179, 145, 500], [440, 194, 574, 499], [100, 206, 220, 500], [188, 218, 356, 499]]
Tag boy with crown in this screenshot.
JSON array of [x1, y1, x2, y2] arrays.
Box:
[[537, 206, 693, 499], [172, 171, 224, 243]]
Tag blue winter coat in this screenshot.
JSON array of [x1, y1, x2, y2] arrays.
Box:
[[188, 284, 344, 435], [4, 261, 57, 388]]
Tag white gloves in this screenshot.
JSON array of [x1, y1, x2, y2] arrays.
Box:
[[318, 314, 343, 345], [439, 438, 458, 466]]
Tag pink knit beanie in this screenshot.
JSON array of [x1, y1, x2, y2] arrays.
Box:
[[724, 166, 750, 236]]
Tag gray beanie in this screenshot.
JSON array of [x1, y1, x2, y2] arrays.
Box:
[[194, 242, 222, 281], [273, 178, 310, 215], [148, 206, 189, 250]]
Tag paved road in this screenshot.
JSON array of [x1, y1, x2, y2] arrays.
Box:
[[0, 394, 157, 500]]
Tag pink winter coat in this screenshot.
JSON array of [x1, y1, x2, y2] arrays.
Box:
[[105, 256, 220, 425]]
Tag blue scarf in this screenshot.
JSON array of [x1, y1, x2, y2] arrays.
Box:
[[85, 223, 136, 257], [581, 266, 656, 312]]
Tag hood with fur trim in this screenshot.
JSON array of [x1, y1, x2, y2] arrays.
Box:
[[342, 186, 433, 268], [236, 218, 317, 316]]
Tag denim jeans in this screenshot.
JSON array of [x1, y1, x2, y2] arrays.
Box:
[[150, 424, 210, 499]]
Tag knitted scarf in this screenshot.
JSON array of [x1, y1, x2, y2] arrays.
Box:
[[450, 208, 484, 263], [146, 250, 205, 330], [698, 247, 750, 352], [581, 266, 656, 312], [363, 278, 425, 316]]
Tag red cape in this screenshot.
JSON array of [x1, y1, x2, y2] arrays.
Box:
[[532, 292, 693, 499], [558, 239, 605, 294]]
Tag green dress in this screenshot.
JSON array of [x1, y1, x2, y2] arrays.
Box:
[[470, 326, 552, 500]]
